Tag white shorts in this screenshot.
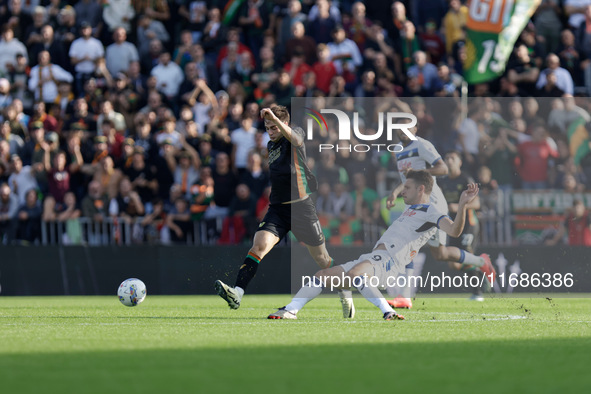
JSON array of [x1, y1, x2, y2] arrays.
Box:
[[338, 250, 406, 288], [427, 229, 448, 247]]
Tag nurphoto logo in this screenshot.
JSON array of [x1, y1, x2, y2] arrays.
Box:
[[304, 107, 417, 153]]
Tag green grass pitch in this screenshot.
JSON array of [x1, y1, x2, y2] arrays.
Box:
[[1, 294, 590, 394]]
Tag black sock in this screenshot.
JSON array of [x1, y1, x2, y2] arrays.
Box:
[[235, 253, 260, 290]]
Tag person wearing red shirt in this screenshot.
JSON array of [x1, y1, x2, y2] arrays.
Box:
[[215, 28, 255, 70], [546, 200, 591, 246], [283, 49, 312, 88], [515, 125, 558, 189], [312, 44, 337, 94]]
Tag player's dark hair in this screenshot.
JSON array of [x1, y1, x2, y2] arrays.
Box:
[[406, 170, 433, 194], [271, 105, 290, 124]]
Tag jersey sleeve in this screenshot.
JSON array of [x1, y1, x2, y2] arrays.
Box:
[[428, 205, 450, 228], [291, 127, 305, 145], [418, 138, 443, 166]]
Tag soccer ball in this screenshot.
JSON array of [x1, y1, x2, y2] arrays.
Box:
[[117, 278, 147, 307]]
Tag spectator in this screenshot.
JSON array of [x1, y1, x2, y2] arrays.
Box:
[[29, 24, 68, 70], [215, 28, 254, 71], [155, 115, 183, 149], [284, 49, 312, 89], [546, 199, 591, 245], [109, 177, 144, 223], [223, 183, 257, 243], [81, 180, 109, 223], [0, 25, 28, 75], [69, 22, 104, 95], [0, 79, 13, 111], [237, 0, 272, 62], [278, 0, 307, 47], [132, 0, 170, 23], [285, 21, 318, 65], [124, 148, 158, 205], [15, 188, 41, 243], [0, 120, 24, 155], [28, 50, 73, 105], [407, 50, 442, 95], [507, 44, 540, 97], [165, 197, 191, 244], [1, 0, 33, 43], [565, 0, 591, 29], [74, 0, 103, 34], [515, 124, 559, 189], [201, 7, 225, 56], [0, 182, 19, 243], [55, 6, 77, 53], [8, 154, 41, 205], [307, 0, 337, 44], [419, 20, 445, 65], [208, 152, 237, 220], [327, 24, 362, 85], [42, 190, 81, 223], [536, 0, 562, 54], [105, 28, 139, 77], [173, 144, 201, 199], [151, 52, 184, 104], [351, 172, 379, 217], [102, 0, 135, 35], [47, 150, 70, 204], [456, 104, 490, 177], [548, 95, 591, 134], [270, 70, 296, 109], [137, 14, 169, 59], [239, 151, 269, 200], [536, 53, 575, 95], [24, 6, 46, 49], [97, 100, 126, 134], [443, 0, 468, 54], [557, 29, 583, 86]]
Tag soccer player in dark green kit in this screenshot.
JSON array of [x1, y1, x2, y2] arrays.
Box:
[[215, 105, 355, 317]]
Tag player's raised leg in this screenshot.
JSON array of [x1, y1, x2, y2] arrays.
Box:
[[215, 230, 279, 309]]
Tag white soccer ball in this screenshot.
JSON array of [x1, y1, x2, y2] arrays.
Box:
[[117, 278, 147, 307]]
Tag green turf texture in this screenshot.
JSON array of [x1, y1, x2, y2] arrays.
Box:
[[1, 295, 590, 394]]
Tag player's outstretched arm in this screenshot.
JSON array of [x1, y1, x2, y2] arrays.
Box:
[[438, 183, 479, 237], [386, 182, 405, 209], [261, 108, 303, 146]]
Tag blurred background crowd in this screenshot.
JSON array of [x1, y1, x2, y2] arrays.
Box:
[[1, 0, 591, 247]]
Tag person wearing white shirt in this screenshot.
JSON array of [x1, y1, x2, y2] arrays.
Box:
[[28, 51, 73, 104], [565, 0, 591, 28], [536, 53, 575, 95], [105, 27, 139, 76], [7, 155, 41, 205], [0, 26, 28, 75], [102, 0, 135, 33], [151, 52, 184, 99], [327, 25, 362, 76], [69, 22, 104, 93], [231, 116, 257, 174]]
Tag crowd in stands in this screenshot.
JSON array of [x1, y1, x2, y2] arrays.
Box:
[[2, 0, 591, 246]]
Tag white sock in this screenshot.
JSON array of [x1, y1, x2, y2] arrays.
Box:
[[401, 267, 413, 299], [235, 286, 245, 300], [285, 277, 323, 314], [460, 250, 485, 267], [355, 277, 394, 314]]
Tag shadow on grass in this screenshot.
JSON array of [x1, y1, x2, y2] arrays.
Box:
[[1, 338, 589, 394]]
